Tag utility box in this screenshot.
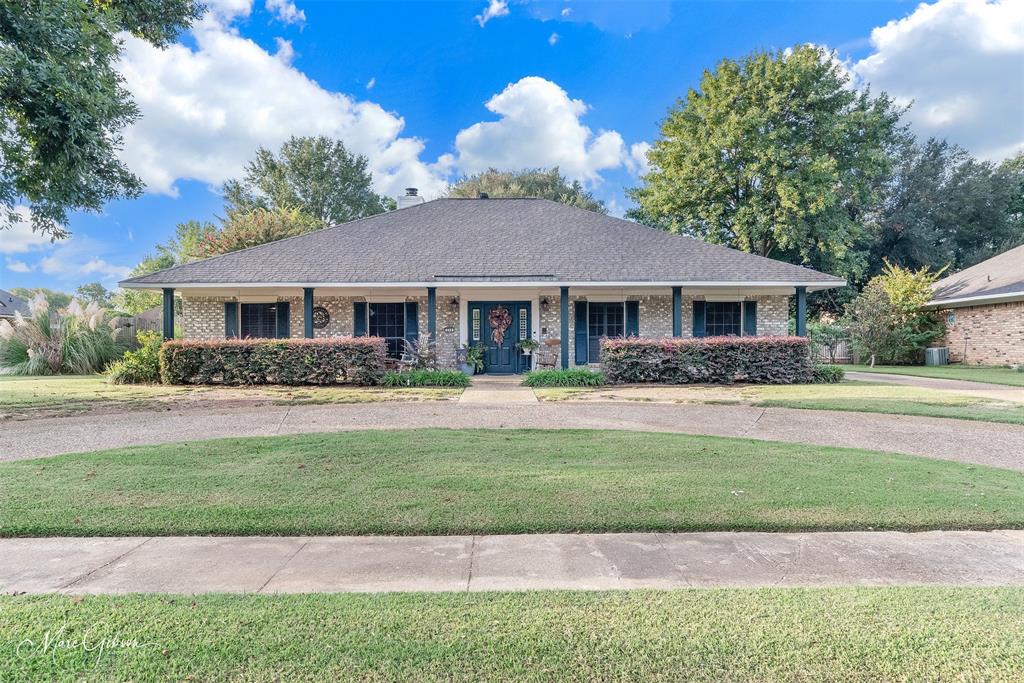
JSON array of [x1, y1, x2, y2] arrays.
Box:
[[925, 347, 949, 366]]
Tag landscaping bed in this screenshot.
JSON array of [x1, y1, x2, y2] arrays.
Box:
[[2, 589, 1021, 681], [1, 429, 1019, 537]]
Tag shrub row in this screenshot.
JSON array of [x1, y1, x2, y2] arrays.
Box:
[[159, 337, 387, 386], [522, 368, 604, 387], [601, 336, 815, 385], [381, 369, 470, 387]]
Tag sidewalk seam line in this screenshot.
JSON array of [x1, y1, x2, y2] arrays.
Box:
[[59, 536, 153, 591], [742, 407, 767, 437], [274, 405, 293, 435], [465, 536, 477, 592], [257, 538, 309, 594]]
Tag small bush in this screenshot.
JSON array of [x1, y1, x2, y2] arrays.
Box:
[[160, 337, 386, 386], [522, 368, 604, 387], [381, 369, 470, 387], [107, 331, 163, 384], [602, 336, 814, 385], [811, 364, 845, 384]]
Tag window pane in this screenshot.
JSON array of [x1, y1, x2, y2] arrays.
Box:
[[368, 302, 406, 358], [240, 303, 277, 339], [705, 302, 741, 336], [587, 302, 625, 363]]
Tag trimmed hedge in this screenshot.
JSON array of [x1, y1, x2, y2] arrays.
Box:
[[812, 364, 846, 384], [381, 369, 470, 387], [602, 336, 814, 385], [522, 368, 604, 387], [160, 337, 387, 386]]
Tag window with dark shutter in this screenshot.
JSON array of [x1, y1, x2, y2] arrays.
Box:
[[705, 302, 742, 337], [587, 303, 625, 363], [368, 302, 406, 358], [240, 303, 278, 339]]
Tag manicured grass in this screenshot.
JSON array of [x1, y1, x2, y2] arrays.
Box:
[[745, 382, 1024, 425], [1, 429, 1020, 537], [841, 363, 1024, 387], [0, 375, 460, 417], [2, 589, 1022, 681], [533, 381, 1024, 425]]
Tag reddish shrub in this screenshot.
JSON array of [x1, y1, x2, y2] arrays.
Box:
[[159, 337, 387, 386], [601, 336, 814, 384]]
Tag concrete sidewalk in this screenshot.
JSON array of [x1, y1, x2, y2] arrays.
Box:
[[3, 401, 1023, 471], [458, 375, 538, 404], [2, 531, 1021, 594]]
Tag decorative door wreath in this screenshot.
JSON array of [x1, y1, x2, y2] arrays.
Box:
[[311, 306, 330, 329], [489, 305, 512, 345]]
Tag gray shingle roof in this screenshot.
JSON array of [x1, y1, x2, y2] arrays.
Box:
[[121, 199, 845, 288], [0, 289, 30, 318], [930, 243, 1024, 305]]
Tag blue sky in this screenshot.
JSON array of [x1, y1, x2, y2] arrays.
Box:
[[4, 0, 1022, 294]]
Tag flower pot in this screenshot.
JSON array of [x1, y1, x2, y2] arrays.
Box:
[[459, 362, 475, 376]]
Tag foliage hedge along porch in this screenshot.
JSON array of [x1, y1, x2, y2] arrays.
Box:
[[602, 336, 815, 384], [159, 337, 387, 386]]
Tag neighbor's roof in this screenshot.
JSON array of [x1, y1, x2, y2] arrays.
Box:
[[0, 289, 30, 319], [928, 243, 1024, 308], [121, 199, 845, 289]]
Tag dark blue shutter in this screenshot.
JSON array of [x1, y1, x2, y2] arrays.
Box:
[[743, 301, 757, 336], [276, 301, 290, 339], [625, 301, 639, 337], [353, 302, 367, 336], [404, 301, 418, 346], [224, 302, 238, 338], [692, 300, 706, 338], [574, 301, 589, 365]]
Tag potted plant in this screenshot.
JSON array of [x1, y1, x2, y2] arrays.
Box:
[[516, 337, 540, 355], [460, 343, 486, 375]]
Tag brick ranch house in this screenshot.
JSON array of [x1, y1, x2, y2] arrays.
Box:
[[925, 242, 1024, 366], [120, 194, 846, 374]]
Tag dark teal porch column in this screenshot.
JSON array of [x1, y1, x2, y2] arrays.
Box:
[[303, 287, 314, 338], [795, 286, 807, 337], [427, 287, 437, 341], [162, 288, 174, 341], [560, 286, 570, 369], [671, 286, 682, 337]]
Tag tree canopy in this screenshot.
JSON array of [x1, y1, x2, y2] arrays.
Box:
[[222, 136, 394, 224], [868, 142, 1024, 278], [447, 168, 607, 214], [628, 45, 907, 281], [1, 0, 203, 239], [193, 207, 324, 258]]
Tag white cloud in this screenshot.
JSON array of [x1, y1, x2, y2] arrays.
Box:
[[0, 206, 55, 254], [273, 37, 294, 64], [628, 141, 651, 175], [116, 17, 450, 200], [38, 241, 132, 285], [205, 0, 253, 23], [265, 0, 305, 26], [366, 77, 376, 90], [548, 32, 559, 45], [851, 0, 1024, 160], [475, 0, 510, 27], [451, 77, 631, 183], [561, 7, 572, 18], [5, 260, 33, 273]]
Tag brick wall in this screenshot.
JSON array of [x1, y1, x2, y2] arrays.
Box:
[[939, 301, 1024, 366], [182, 292, 791, 368]]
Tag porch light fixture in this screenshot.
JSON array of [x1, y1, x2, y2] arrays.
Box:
[[540, 297, 550, 309], [450, 296, 460, 309]]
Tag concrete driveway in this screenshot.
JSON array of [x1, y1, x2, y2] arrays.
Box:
[[2, 530, 1021, 594], [2, 401, 1023, 471]]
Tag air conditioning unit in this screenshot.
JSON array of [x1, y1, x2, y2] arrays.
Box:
[[925, 347, 949, 366]]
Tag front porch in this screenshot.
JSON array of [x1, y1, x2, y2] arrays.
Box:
[[160, 284, 809, 373]]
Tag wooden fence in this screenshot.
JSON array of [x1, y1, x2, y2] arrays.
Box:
[[813, 339, 854, 364], [110, 313, 161, 349]]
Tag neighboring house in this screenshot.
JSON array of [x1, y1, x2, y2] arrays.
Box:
[[926, 243, 1024, 366], [120, 194, 845, 374], [0, 289, 30, 322]]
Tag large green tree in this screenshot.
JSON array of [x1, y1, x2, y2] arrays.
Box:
[[75, 282, 112, 308], [9, 287, 71, 311], [869, 141, 1024, 276], [628, 45, 907, 280], [193, 207, 323, 258], [447, 167, 607, 213], [1, 0, 203, 239], [222, 136, 394, 224]]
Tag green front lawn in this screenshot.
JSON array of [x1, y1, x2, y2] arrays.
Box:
[[745, 382, 1024, 425], [1, 430, 1020, 537], [841, 363, 1024, 387], [2, 589, 1022, 682], [0, 375, 460, 418]]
